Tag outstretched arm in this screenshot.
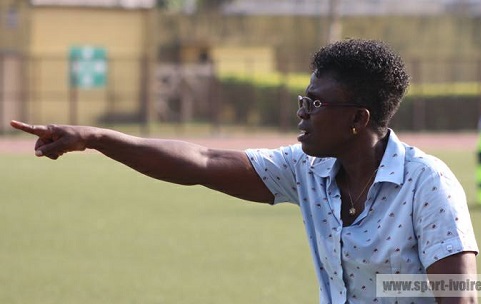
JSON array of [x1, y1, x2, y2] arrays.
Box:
[[10, 120, 274, 203]]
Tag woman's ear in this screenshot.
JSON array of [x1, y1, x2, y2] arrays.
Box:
[[353, 108, 370, 130]]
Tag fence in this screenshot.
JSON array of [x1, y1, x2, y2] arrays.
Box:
[[0, 53, 150, 133], [1, 54, 481, 134]]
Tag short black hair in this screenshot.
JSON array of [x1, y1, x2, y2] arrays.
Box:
[[311, 39, 410, 133]]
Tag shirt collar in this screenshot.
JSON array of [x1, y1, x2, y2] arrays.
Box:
[[376, 129, 405, 186], [310, 129, 405, 186]]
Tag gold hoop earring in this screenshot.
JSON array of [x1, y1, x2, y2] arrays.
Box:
[[352, 127, 357, 135]]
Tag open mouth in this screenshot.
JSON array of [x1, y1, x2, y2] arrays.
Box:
[[298, 130, 311, 142]]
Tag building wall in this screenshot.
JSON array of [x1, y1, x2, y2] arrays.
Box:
[[28, 7, 150, 124], [0, 1, 27, 132], [30, 7, 146, 57]]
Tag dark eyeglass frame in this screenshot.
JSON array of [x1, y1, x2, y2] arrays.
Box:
[[298, 95, 362, 114]]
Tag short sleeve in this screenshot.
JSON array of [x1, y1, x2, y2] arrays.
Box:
[[412, 162, 479, 269], [245, 145, 303, 205]]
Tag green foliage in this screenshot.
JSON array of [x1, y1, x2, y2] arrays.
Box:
[[156, 0, 190, 10], [220, 72, 481, 99], [196, 0, 235, 11], [219, 73, 481, 131], [219, 72, 308, 93], [219, 76, 298, 127], [156, 0, 168, 8], [408, 82, 481, 97]]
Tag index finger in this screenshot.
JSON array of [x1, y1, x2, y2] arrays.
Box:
[[10, 120, 49, 137]]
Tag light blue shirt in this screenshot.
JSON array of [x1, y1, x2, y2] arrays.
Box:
[[245, 130, 478, 303]]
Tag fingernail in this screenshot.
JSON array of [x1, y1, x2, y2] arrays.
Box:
[[35, 150, 43, 156]]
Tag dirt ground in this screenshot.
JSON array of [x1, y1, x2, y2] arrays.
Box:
[[0, 131, 477, 155]]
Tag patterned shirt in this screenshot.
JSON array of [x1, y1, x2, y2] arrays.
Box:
[[245, 130, 478, 303]]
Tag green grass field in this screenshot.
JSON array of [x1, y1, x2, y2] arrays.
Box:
[[1, 149, 480, 303]]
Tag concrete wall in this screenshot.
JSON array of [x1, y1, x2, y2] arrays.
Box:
[[27, 7, 151, 124]]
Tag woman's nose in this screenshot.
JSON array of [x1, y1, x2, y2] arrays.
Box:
[[297, 106, 309, 119]]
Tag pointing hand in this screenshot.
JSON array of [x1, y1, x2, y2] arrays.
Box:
[[10, 120, 90, 160]]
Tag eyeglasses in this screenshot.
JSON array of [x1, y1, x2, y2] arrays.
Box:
[[298, 95, 362, 114]]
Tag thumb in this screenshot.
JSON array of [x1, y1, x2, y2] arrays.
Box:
[[35, 139, 66, 159]]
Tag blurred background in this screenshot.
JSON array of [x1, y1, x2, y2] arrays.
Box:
[[1, 0, 481, 135]]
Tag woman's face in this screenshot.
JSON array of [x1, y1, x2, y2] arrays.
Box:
[[297, 73, 359, 158]]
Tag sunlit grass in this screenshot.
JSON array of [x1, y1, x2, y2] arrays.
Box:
[[1, 154, 315, 304]]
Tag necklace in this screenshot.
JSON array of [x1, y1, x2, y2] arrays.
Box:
[[346, 168, 378, 216]]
